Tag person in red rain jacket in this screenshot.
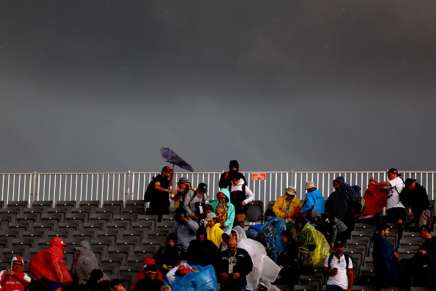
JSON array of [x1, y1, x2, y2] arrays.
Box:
[[0, 256, 31, 291], [29, 236, 73, 291]]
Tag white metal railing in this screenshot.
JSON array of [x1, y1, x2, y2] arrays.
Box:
[[1, 171, 435, 209]]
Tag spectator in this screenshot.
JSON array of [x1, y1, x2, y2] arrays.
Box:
[[83, 269, 111, 291], [272, 187, 302, 222], [416, 225, 436, 287], [219, 160, 247, 189], [385, 168, 406, 226], [318, 214, 348, 247], [295, 217, 330, 269], [205, 212, 224, 247], [323, 241, 354, 291], [372, 223, 400, 288], [325, 177, 356, 239], [0, 256, 31, 291], [358, 178, 387, 221], [71, 240, 101, 288], [29, 236, 72, 291], [133, 259, 163, 291], [301, 181, 325, 219], [262, 216, 287, 262], [146, 166, 174, 219], [130, 258, 164, 291], [217, 236, 253, 291], [174, 208, 199, 254], [111, 279, 127, 291], [210, 189, 235, 233], [276, 231, 300, 289], [172, 177, 191, 210], [154, 233, 181, 275], [229, 172, 254, 214], [186, 227, 220, 267], [183, 183, 209, 220], [400, 178, 431, 229]]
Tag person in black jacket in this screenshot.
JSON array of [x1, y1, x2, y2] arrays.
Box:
[[217, 236, 253, 291], [400, 178, 430, 229], [154, 233, 180, 275], [218, 160, 247, 189], [276, 230, 300, 289], [186, 227, 220, 267], [147, 166, 174, 220], [133, 261, 163, 291]]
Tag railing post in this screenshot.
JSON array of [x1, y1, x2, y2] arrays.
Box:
[[123, 170, 132, 209], [28, 171, 37, 208]]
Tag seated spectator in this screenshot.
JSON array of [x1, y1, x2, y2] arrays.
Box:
[[295, 217, 330, 269], [276, 231, 300, 288], [154, 233, 181, 275], [130, 258, 164, 291], [172, 177, 191, 210], [272, 186, 302, 222], [229, 172, 254, 214], [111, 279, 127, 291], [358, 178, 387, 221], [206, 212, 224, 247], [372, 223, 400, 288], [217, 236, 253, 291], [72, 240, 101, 288], [301, 181, 325, 219], [145, 166, 174, 220], [174, 208, 199, 254], [400, 178, 431, 229], [0, 256, 31, 291], [29, 236, 72, 291], [210, 189, 235, 233], [262, 216, 287, 261], [219, 160, 247, 189], [183, 183, 209, 220], [133, 259, 163, 291], [85, 269, 111, 291], [186, 227, 220, 267], [323, 240, 354, 291]]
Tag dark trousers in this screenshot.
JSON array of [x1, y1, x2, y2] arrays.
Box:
[[326, 285, 346, 291]]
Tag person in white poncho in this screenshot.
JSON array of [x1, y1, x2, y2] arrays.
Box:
[[231, 226, 281, 290]]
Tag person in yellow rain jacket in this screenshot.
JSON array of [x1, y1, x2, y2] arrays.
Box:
[[273, 187, 302, 222], [206, 212, 224, 247]]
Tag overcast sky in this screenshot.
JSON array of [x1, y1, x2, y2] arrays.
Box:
[[0, 0, 435, 172]]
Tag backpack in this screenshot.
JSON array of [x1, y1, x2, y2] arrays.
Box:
[[144, 176, 159, 202], [327, 253, 352, 270]]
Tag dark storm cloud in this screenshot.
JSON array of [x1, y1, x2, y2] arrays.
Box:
[[0, 0, 435, 172]]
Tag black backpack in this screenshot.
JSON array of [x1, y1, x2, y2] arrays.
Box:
[[144, 176, 159, 202], [327, 253, 352, 270]]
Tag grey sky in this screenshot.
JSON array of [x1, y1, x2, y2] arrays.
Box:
[[1, 0, 435, 172]]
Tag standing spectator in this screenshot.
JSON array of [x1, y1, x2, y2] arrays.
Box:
[[318, 214, 348, 247], [372, 223, 400, 289], [154, 233, 181, 275], [323, 241, 354, 291], [0, 256, 31, 291], [295, 217, 330, 269], [186, 227, 220, 267], [174, 208, 199, 254], [172, 177, 191, 210], [272, 187, 302, 222], [358, 178, 387, 221], [206, 212, 224, 247], [133, 259, 163, 291], [29, 236, 72, 291], [385, 168, 406, 226], [145, 166, 174, 220], [217, 237, 253, 291], [210, 189, 235, 234], [416, 225, 436, 287], [183, 183, 209, 220], [301, 181, 325, 219], [71, 240, 101, 288], [400, 178, 431, 229], [219, 160, 247, 189], [229, 172, 254, 214]]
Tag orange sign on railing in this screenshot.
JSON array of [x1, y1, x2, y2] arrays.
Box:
[[251, 172, 267, 181]]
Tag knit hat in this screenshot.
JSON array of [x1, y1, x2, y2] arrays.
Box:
[[305, 181, 316, 190]]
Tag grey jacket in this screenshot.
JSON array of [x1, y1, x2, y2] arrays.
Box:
[[175, 219, 199, 252]]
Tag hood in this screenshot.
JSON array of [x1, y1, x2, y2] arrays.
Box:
[[80, 240, 92, 250], [333, 176, 345, 186], [217, 188, 231, 202], [232, 226, 247, 242]]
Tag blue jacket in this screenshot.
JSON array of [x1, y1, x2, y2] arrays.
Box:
[[300, 188, 325, 215]]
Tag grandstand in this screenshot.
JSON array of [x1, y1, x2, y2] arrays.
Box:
[[0, 170, 435, 290]]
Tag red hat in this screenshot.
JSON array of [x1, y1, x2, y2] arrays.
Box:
[[50, 236, 65, 247], [143, 257, 157, 271], [11, 256, 24, 265]]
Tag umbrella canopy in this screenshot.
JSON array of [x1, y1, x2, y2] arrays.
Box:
[[160, 147, 195, 172]]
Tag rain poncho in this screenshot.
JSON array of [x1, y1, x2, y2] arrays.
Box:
[[262, 217, 286, 261], [72, 240, 100, 285], [296, 223, 330, 269], [29, 237, 73, 284], [272, 195, 302, 221], [206, 223, 224, 247], [359, 179, 387, 219], [210, 188, 235, 234], [168, 264, 218, 291], [233, 226, 281, 290]]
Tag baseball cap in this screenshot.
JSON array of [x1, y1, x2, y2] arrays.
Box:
[[143, 257, 158, 271]]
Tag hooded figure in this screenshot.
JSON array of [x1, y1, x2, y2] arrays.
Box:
[[186, 227, 220, 268], [359, 179, 387, 220], [29, 237, 73, 288], [0, 256, 32, 291], [232, 226, 280, 290], [210, 189, 235, 234], [72, 240, 101, 286]]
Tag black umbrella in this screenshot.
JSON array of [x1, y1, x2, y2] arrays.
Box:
[[160, 147, 195, 172]]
